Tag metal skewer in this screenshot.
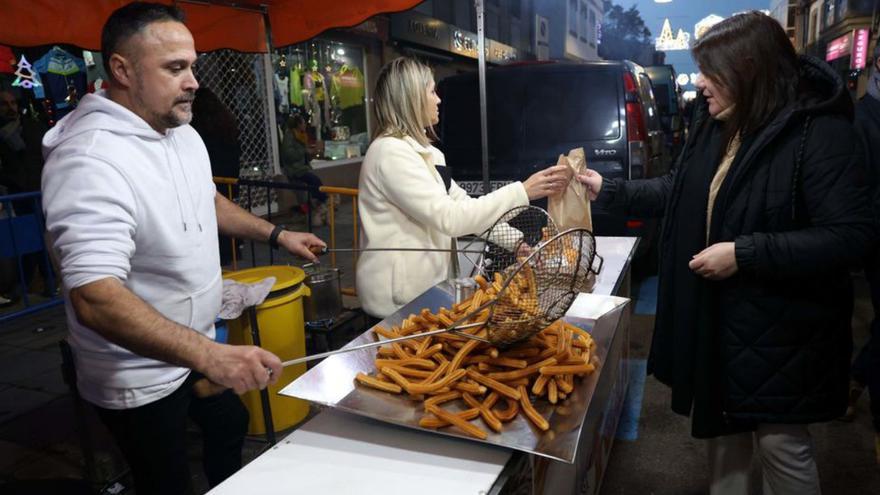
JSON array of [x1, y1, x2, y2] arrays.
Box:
[[279, 321, 488, 367], [314, 247, 485, 255]]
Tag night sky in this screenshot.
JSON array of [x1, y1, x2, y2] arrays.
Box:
[[626, 0, 775, 92]]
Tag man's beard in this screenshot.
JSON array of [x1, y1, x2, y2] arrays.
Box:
[[132, 82, 194, 130], [159, 94, 195, 129]]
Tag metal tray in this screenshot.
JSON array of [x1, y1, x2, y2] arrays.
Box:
[[279, 281, 629, 463]]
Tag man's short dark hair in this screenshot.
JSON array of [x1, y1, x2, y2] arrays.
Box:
[[101, 2, 186, 80]]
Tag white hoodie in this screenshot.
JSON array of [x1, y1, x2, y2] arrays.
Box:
[[42, 92, 221, 409]]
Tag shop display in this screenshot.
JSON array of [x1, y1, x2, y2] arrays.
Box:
[[33, 46, 86, 119], [272, 40, 368, 157]]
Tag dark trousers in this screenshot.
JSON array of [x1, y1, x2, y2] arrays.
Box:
[[854, 258, 880, 431], [95, 372, 249, 495], [293, 172, 328, 203]]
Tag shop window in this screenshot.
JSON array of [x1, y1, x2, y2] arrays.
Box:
[[273, 40, 368, 162], [510, 0, 521, 19], [834, 0, 846, 20], [579, 1, 588, 43], [823, 0, 835, 28], [588, 9, 597, 47]]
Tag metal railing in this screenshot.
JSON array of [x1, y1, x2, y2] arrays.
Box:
[[0, 191, 63, 324], [214, 177, 361, 295], [0, 178, 361, 323]]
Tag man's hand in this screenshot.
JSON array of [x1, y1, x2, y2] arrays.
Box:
[[689, 242, 738, 280], [200, 342, 283, 394], [278, 231, 326, 262]]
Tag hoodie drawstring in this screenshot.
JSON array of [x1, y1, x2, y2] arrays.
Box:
[[163, 137, 202, 232], [170, 135, 203, 232]]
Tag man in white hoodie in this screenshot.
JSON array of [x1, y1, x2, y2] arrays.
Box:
[[40, 3, 325, 493]]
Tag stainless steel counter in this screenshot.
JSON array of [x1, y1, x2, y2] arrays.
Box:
[[209, 236, 639, 495]]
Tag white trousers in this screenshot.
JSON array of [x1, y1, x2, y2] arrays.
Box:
[[708, 423, 820, 495]]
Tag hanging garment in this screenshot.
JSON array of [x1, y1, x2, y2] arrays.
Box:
[[331, 65, 365, 109], [289, 67, 304, 107], [33, 46, 86, 119], [274, 73, 290, 114]]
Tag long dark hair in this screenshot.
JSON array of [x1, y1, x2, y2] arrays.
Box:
[[692, 12, 799, 145]]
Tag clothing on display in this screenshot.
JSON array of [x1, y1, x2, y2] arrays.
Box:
[[331, 65, 365, 109], [88, 78, 109, 93], [289, 66, 304, 107], [274, 73, 290, 114], [33, 46, 87, 119]]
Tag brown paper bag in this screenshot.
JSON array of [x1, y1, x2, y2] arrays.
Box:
[[548, 148, 592, 231]]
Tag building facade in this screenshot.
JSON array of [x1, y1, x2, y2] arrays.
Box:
[[794, 0, 878, 97]]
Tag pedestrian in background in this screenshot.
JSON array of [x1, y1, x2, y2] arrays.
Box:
[[578, 12, 875, 494]]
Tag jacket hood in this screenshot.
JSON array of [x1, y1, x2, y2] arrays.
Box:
[[795, 55, 853, 119], [43, 91, 168, 156]]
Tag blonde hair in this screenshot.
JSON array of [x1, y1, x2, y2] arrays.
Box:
[[372, 57, 437, 147]]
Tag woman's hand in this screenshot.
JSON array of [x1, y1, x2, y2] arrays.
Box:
[[689, 242, 738, 280], [575, 170, 603, 200], [523, 164, 572, 200]]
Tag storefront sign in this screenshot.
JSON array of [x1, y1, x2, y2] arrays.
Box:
[[390, 12, 450, 53], [391, 11, 518, 64], [451, 29, 478, 58], [487, 39, 518, 64], [851, 28, 870, 69], [826, 31, 852, 62], [341, 18, 389, 41]]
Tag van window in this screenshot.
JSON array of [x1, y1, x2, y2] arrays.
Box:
[[637, 73, 661, 132], [439, 66, 621, 176], [522, 70, 621, 145]]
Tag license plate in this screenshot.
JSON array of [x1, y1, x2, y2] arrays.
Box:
[[456, 180, 513, 195]]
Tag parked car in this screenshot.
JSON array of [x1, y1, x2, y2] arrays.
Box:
[[644, 65, 685, 161], [437, 60, 669, 256]]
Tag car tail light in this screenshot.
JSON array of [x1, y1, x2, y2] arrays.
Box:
[[623, 72, 649, 179], [626, 220, 644, 229]]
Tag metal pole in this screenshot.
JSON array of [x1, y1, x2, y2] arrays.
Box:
[[248, 307, 277, 446], [263, 11, 282, 176], [476, 0, 490, 196]]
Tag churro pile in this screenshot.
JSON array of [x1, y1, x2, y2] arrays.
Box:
[[354, 276, 599, 439]]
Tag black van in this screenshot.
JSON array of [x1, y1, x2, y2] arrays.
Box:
[[437, 60, 667, 253], [644, 65, 685, 160]]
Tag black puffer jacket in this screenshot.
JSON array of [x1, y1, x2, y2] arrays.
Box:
[[598, 56, 876, 437]]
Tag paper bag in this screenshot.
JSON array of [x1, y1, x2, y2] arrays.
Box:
[[548, 147, 592, 231]]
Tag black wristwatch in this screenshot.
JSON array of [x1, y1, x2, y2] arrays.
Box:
[[268, 224, 286, 250]]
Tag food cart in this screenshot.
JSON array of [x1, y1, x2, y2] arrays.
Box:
[[209, 236, 637, 495]]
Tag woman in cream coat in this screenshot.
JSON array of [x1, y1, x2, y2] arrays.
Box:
[[357, 57, 571, 318]]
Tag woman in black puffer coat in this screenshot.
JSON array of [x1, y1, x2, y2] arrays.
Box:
[[579, 12, 876, 494]]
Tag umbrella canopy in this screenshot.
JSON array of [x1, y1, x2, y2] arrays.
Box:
[[0, 0, 421, 52]]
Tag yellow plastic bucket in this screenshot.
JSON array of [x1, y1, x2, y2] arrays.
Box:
[[224, 265, 310, 434]]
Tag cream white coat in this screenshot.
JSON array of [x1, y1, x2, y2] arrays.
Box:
[[356, 136, 528, 317]]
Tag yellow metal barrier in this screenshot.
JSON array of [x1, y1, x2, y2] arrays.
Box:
[[319, 186, 359, 296], [211, 177, 361, 297]]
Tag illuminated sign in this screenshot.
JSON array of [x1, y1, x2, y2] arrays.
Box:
[[452, 29, 478, 58], [852, 28, 869, 69], [826, 32, 852, 62]]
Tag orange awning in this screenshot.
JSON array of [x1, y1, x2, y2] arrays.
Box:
[[0, 0, 421, 53]]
